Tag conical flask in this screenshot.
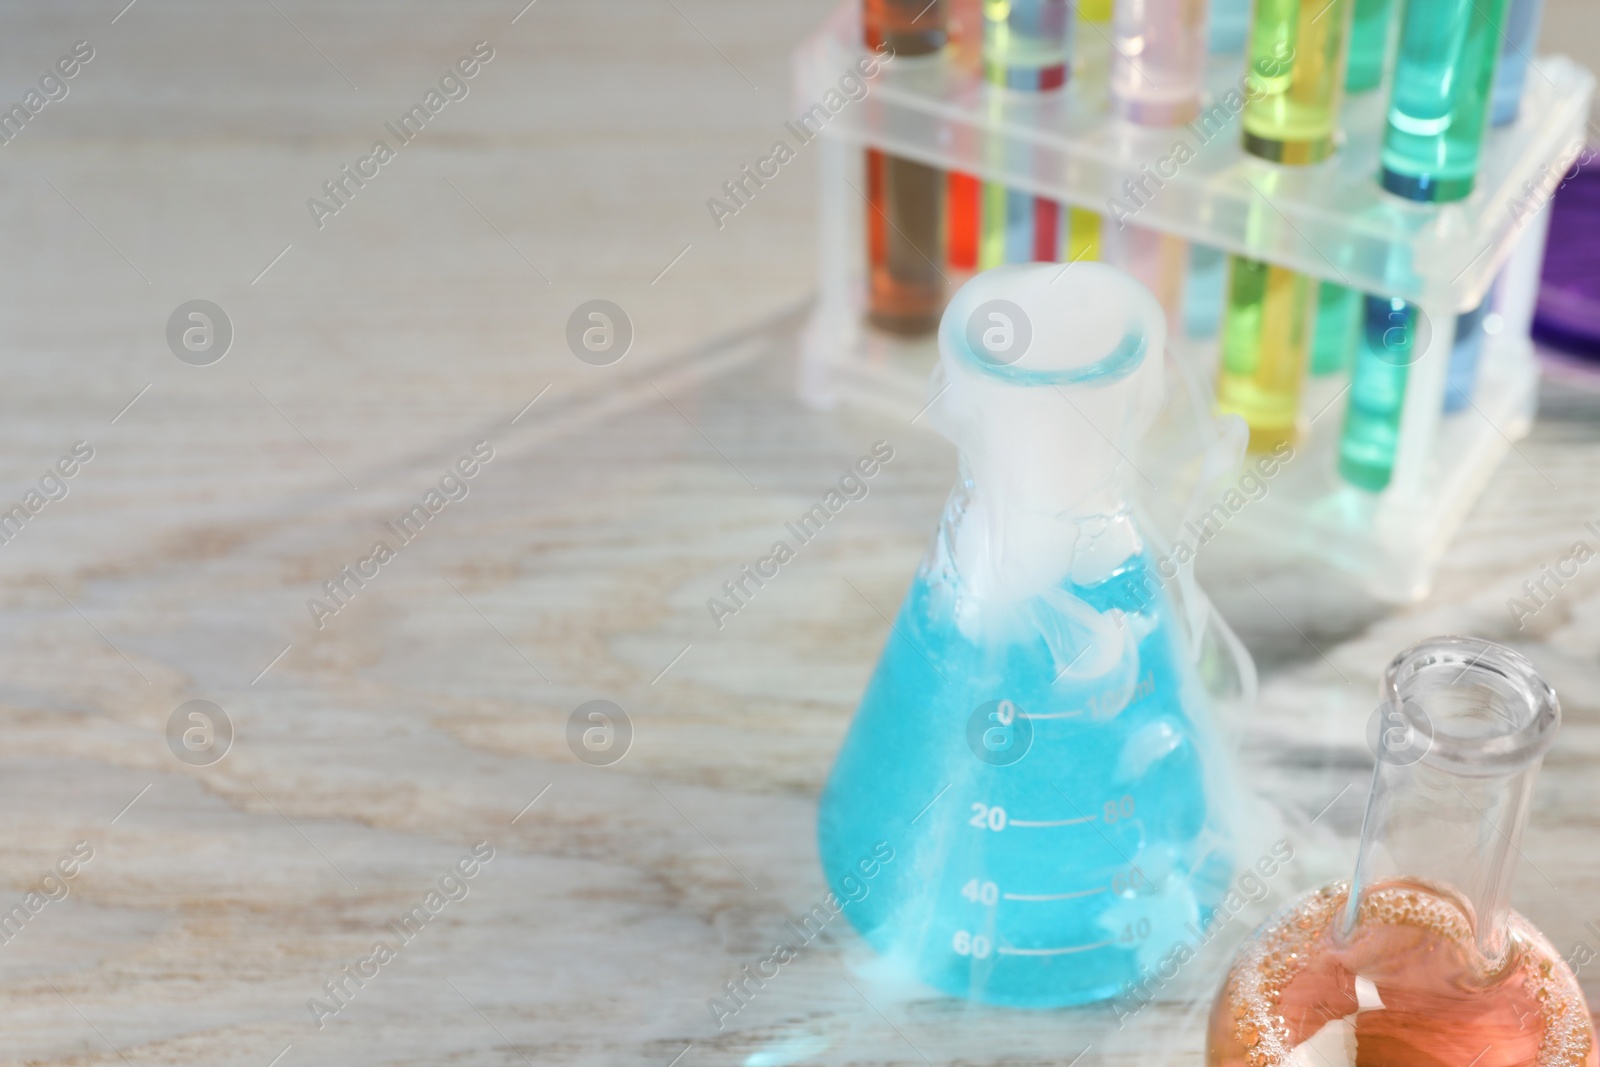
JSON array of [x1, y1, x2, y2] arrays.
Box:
[[818, 263, 1243, 1007], [1207, 637, 1598, 1067]]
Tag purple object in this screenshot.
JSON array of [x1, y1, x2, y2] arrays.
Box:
[[1534, 153, 1600, 356]]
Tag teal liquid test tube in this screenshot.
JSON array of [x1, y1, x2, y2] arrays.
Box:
[[1380, 0, 1510, 201], [1341, 0, 1507, 487], [1207, 0, 1250, 53], [1184, 243, 1226, 339], [1338, 296, 1417, 490], [1344, 0, 1395, 92], [1491, 0, 1546, 125], [1311, 279, 1361, 375]]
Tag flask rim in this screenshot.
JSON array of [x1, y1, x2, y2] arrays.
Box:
[[1382, 635, 1559, 776], [947, 316, 1148, 386]]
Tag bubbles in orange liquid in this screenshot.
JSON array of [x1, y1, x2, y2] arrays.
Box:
[[1206, 881, 1597, 1067]]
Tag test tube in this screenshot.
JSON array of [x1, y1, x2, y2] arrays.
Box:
[[980, 0, 1072, 266], [1066, 0, 1109, 269], [1338, 296, 1416, 490], [1207, 0, 1251, 54], [1110, 0, 1209, 126], [1183, 243, 1226, 339], [1380, 0, 1508, 202], [945, 0, 983, 274], [864, 0, 948, 335], [1443, 295, 1490, 412], [948, 172, 981, 272], [948, 0, 985, 71], [1101, 0, 1201, 326], [1065, 207, 1102, 263], [1075, 0, 1113, 88], [1491, 0, 1546, 126], [1310, 279, 1360, 375], [985, 0, 1072, 86], [1214, 0, 1348, 449], [1241, 0, 1353, 163], [1101, 223, 1187, 326], [1336, 289, 1493, 487], [1344, 0, 1395, 92], [1216, 256, 1317, 450], [981, 185, 1062, 263]]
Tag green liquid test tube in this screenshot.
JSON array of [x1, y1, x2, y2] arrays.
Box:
[[1345, 0, 1394, 92], [1242, 0, 1353, 163], [1216, 256, 1316, 451], [1338, 296, 1417, 490], [1311, 279, 1361, 375], [1380, 0, 1509, 202]]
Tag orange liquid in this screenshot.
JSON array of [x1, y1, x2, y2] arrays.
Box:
[[947, 171, 980, 271], [865, 149, 945, 335], [1207, 880, 1597, 1067]]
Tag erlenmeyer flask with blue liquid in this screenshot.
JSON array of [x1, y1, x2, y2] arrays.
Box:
[[818, 263, 1249, 1007]]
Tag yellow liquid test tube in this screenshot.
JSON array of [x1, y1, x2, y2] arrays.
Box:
[[1215, 0, 1349, 450], [1064, 0, 1104, 274], [1242, 0, 1353, 163], [1066, 207, 1101, 263], [1216, 256, 1316, 451]]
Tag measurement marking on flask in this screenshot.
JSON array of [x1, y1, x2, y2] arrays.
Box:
[[1018, 709, 1082, 720], [1002, 886, 1108, 902], [997, 939, 1114, 956], [1007, 814, 1097, 827]]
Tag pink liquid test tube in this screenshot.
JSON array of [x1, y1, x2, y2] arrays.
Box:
[[1100, 220, 1187, 325], [1110, 0, 1210, 126]]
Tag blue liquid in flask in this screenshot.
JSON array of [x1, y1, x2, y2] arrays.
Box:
[[818, 263, 1235, 1008]]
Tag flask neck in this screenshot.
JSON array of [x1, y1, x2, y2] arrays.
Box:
[[931, 264, 1166, 605], [938, 471, 1145, 600], [1343, 638, 1559, 962]]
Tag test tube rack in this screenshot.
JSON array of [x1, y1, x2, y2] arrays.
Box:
[[794, 1, 1594, 602]]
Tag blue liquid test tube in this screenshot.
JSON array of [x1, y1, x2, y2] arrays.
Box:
[[1491, 0, 1546, 126], [1444, 296, 1491, 413]]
